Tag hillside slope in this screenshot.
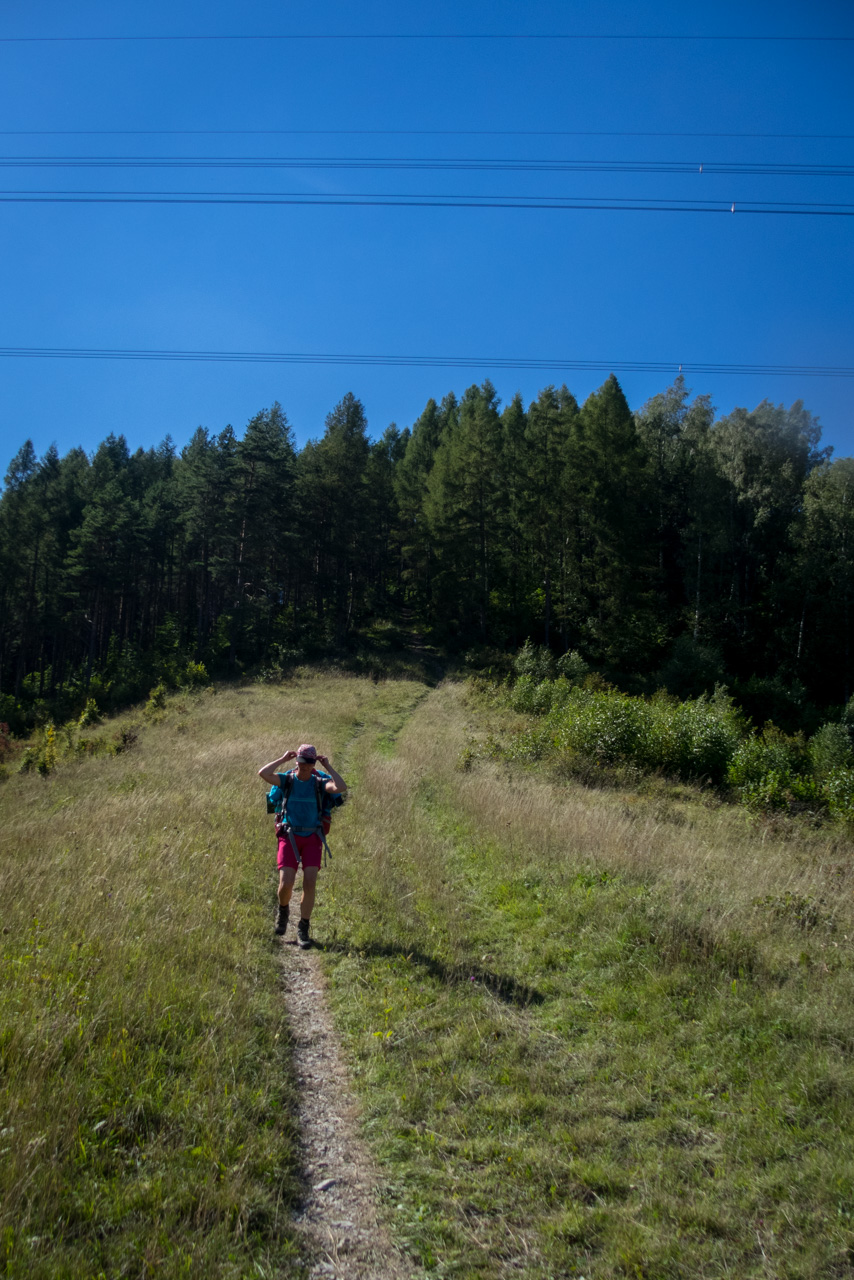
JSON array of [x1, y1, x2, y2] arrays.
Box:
[[2, 675, 853, 1278]]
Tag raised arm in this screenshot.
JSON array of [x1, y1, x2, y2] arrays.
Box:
[[316, 755, 347, 795], [258, 748, 297, 785]]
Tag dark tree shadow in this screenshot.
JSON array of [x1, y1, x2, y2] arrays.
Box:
[[318, 939, 544, 1007]]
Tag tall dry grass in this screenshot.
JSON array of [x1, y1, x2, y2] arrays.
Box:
[[5, 672, 852, 1277], [343, 680, 854, 946], [0, 676, 425, 1278], [321, 680, 854, 1278]]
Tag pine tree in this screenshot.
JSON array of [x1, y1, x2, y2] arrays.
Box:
[[425, 382, 505, 639], [364, 423, 408, 614], [521, 385, 580, 649], [574, 376, 659, 669], [395, 394, 456, 616], [297, 393, 371, 639], [229, 404, 297, 665]]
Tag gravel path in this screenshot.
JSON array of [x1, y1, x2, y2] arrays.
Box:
[[281, 936, 420, 1280]]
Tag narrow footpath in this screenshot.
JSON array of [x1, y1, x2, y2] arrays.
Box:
[[282, 940, 420, 1280]]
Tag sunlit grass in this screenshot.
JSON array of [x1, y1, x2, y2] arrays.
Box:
[[4, 673, 854, 1278], [320, 682, 854, 1278], [0, 675, 424, 1278]]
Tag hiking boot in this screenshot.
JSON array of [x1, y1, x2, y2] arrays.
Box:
[[274, 903, 289, 936], [297, 917, 311, 949]]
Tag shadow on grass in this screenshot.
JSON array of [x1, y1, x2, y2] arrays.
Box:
[[319, 939, 545, 1007]]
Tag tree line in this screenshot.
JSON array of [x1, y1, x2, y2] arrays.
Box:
[[1, 375, 851, 730]]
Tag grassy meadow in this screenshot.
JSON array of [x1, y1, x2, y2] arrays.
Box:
[[2, 673, 854, 1278], [0, 675, 424, 1278]]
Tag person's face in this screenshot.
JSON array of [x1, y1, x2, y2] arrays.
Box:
[[295, 757, 316, 778]]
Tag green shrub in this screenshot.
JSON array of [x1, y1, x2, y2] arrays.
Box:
[[78, 697, 101, 727], [512, 639, 555, 683], [809, 721, 853, 777], [645, 689, 743, 783], [183, 660, 209, 686], [555, 649, 588, 685], [727, 725, 810, 790], [510, 674, 577, 716], [17, 723, 59, 776], [503, 678, 745, 785], [739, 769, 823, 813], [552, 689, 647, 765], [499, 669, 854, 818], [547, 687, 742, 785], [727, 725, 818, 812], [823, 767, 854, 820], [144, 683, 168, 715]]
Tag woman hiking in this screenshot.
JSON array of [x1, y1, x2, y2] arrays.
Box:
[[258, 743, 347, 947]]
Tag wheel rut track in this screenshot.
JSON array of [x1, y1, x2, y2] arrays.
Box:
[[282, 683, 430, 1279]]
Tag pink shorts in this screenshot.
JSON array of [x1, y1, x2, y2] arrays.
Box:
[[277, 831, 323, 871]]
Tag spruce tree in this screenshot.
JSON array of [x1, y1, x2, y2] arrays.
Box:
[[574, 375, 659, 669]]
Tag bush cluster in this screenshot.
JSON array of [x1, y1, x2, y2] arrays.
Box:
[[16, 708, 144, 775], [496, 645, 854, 821], [510, 678, 742, 785]]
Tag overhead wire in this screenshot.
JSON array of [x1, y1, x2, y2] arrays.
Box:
[[1, 155, 853, 176], [2, 129, 854, 139], [1, 33, 852, 42], [0, 193, 849, 214], [1, 348, 851, 377], [2, 34, 848, 390], [5, 189, 852, 210]]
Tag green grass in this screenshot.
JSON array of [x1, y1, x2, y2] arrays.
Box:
[[3, 674, 854, 1278], [318, 683, 854, 1278], [0, 676, 425, 1278]]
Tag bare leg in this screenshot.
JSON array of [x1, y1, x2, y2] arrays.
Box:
[[278, 867, 296, 905], [300, 866, 319, 919]]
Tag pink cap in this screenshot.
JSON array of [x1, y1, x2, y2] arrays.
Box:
[[296, 743, 317, 762]]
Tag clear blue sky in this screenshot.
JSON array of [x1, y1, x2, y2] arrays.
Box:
[[1, 0, 852, 464]]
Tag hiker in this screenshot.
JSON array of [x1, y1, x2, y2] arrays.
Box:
[[258, 743, 347, 947]]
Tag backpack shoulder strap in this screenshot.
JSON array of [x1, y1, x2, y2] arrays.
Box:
[[313, 773, 327, 816], [312, 772, 334, 866], [278, 770, 295, 809]]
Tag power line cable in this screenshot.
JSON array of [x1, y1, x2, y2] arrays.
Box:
[[1, 347, 851, 377], [6, 188, 852, 208], [0, 193, 850, 214], [2, 129, 854, 140], [2, 33, 853, 42], [2, 189, 851, 214], [2, 155, 853, 176]]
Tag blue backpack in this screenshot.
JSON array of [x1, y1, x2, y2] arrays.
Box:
[[266, 769, 345, 864]]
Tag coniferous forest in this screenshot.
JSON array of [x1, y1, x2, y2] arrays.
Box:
[[1, 374, 851, 732]]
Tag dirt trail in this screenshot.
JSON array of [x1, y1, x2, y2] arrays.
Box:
[[282, 939, 420, 1280]]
